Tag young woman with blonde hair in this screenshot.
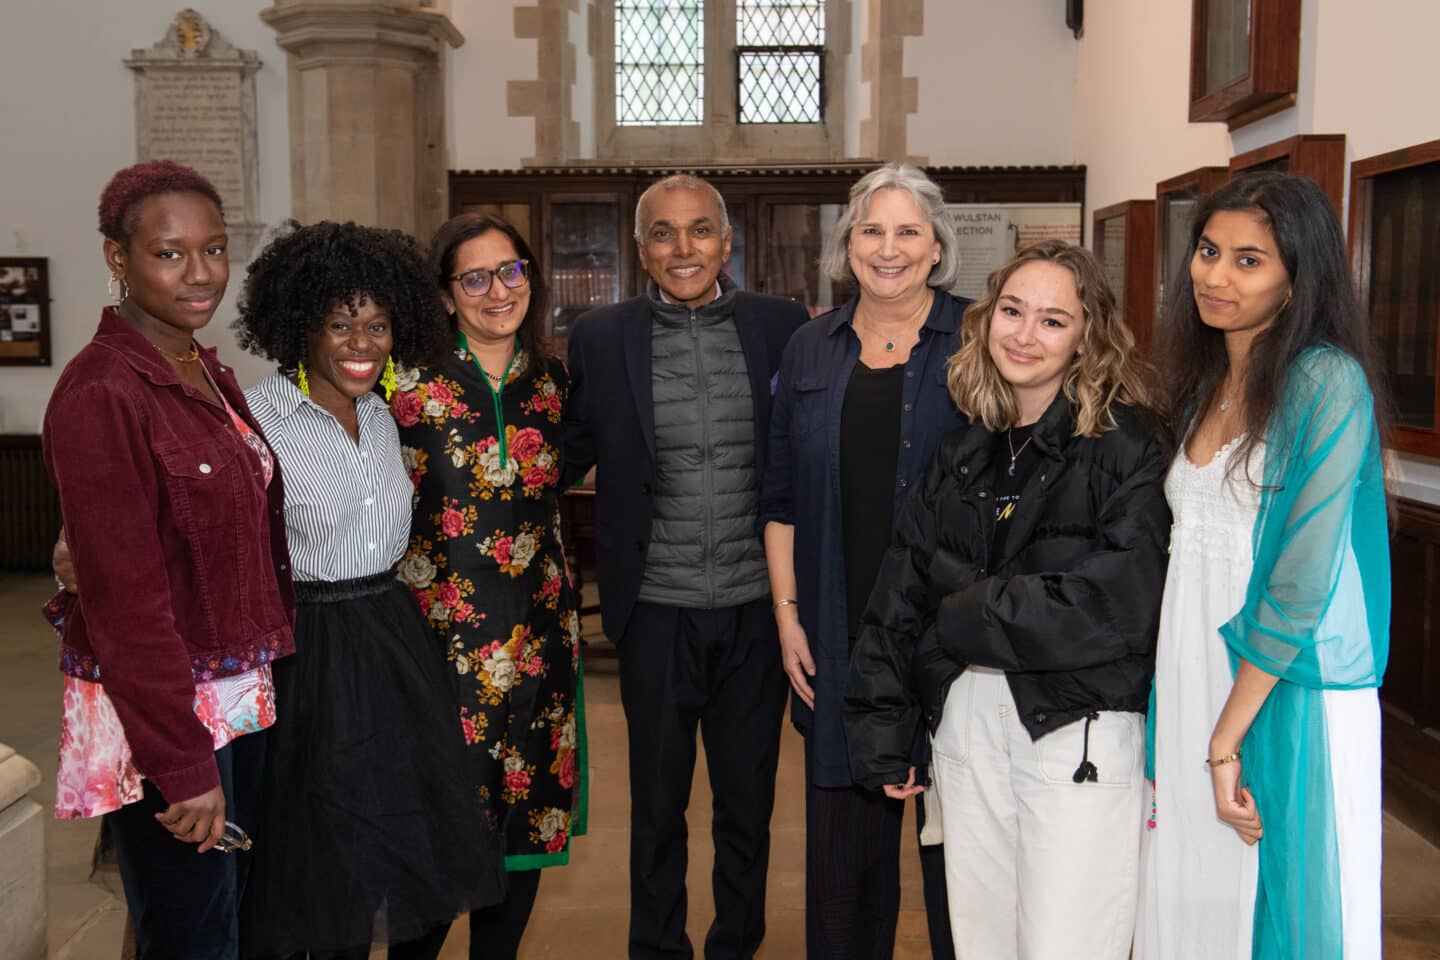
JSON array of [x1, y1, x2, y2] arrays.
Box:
[[846, 239, 1171, 959]]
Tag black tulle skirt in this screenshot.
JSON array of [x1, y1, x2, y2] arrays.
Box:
[[241, 574, 507, 957]]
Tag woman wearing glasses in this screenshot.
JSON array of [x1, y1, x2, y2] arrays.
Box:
[[391, 214, 586, 958]]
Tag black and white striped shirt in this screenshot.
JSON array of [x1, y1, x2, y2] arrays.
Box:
[[246, 373, 412, 582]]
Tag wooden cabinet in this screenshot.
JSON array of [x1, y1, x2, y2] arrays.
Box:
[[449, 164, 1086, 341], [1092, 200, 1157, 353], [1386, 497, 1440, 846], [1189, 0, 1301, 128], [1348, 139, 1440, 458], [1228, 134, 1346, 213]]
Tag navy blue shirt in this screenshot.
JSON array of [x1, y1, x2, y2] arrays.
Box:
[[758, 291, 971, 787]]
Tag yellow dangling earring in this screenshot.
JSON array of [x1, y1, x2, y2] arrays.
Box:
[[380, 356, 398, 401], [296, 362, 311, 396]]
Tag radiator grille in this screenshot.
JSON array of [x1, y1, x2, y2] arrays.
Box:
[[0, 435, 61, 572]]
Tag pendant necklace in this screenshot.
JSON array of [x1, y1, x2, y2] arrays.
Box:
[[884, 339, 895, 352], [1006, 428, 1033, 477]]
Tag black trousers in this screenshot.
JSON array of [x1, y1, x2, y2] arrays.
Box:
[[107, 731, 266, 960], [803, 737, 956, 960], [413, 866, 541, 960], [618, 598, 789, 960]]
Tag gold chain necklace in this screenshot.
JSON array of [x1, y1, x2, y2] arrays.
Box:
[[153, 340, 200, 364]]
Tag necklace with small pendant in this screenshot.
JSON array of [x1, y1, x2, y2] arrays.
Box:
[[1006, 428, 1033, 477]]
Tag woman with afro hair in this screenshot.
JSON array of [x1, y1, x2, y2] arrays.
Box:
[[234, 220, 507, 959], [44, 160, 295, 958]]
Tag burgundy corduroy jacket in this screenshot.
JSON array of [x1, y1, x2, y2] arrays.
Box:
[[43, 308, 295, 803]]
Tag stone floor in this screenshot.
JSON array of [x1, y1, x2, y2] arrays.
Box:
[[2, 572, 1437, 959]]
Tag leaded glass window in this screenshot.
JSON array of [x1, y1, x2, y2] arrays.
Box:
[[615, 0, 705, 126], [737, 0, 825, 124]]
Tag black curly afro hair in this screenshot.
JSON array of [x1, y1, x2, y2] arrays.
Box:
[[234, 220, 449, 372]]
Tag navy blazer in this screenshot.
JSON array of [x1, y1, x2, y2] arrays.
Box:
[[757, 291, 971, 787], [564, 290, 808, 642]]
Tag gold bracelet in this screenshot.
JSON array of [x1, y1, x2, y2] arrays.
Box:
[[772, 598, 798, 612], [1205, 750, 1242, 768]]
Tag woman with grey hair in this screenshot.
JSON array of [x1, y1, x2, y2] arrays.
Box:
[[758, 162, 965, 959]]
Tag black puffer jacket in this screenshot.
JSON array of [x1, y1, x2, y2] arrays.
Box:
[[844, 391, 1172, 791]]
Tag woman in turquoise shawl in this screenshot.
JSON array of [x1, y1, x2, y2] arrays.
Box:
[[1135, 171, 1390, 960]]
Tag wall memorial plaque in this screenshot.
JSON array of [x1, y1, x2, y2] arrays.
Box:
[[126, 10, 264, 259]]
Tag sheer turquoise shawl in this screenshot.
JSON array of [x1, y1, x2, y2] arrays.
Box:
[[1144, 345, 1389, 957], [1222, 345, 1389, 958]]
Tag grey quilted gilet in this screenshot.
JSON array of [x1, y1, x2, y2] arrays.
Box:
[[636, 283, 770, 609]]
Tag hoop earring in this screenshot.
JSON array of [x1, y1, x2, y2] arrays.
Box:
[[296, 362, 311, 396], [380, 356, 398, 401], [107, 273, 128, 304]]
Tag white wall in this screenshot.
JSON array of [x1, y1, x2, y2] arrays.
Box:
[[0, 1, 290, 434], [448, 0, 537, 170], [906, 0, 1078, 166]]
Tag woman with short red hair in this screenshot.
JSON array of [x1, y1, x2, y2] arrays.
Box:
[[44, 160, 294, 958]]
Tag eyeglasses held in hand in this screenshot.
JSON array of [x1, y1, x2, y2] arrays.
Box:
[[212, 821, 252, 853], [449, 259, 530, 298]]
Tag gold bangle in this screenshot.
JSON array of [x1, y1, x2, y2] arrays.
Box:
[[1205, 750, 1242, 768], [772, 598, 798, 612]]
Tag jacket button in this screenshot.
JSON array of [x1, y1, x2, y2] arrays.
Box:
[[898, 478, 908, 488], [1034, 712, 1048, 724], [977, 490, 988, 499], [199, 463, 212, 474], [903, 403, 913, 412], [902, 439, 912, 449], [959, 465, 968, 475], [279, 563, 289, 572]]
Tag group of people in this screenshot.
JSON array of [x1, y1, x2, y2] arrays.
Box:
[[41, 154, 1388, 960]]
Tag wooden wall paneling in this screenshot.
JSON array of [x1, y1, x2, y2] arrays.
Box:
[[1385, 497, 1440, 847]]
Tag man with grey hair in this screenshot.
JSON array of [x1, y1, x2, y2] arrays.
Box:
[[564, 174, 807, 959]]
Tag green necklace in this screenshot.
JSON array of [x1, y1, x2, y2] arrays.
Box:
[[458, 331, 520, 468]]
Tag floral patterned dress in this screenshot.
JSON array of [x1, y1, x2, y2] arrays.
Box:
[[391, 341, 586, 869]]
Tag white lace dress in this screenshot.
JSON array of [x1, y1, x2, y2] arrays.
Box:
[[1134, 440, 1383, 959]]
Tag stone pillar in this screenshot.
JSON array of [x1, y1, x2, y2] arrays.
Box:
[[860, 0, 924, 164], [0, 745, 45, 960], [261, 0, 463, 241]]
